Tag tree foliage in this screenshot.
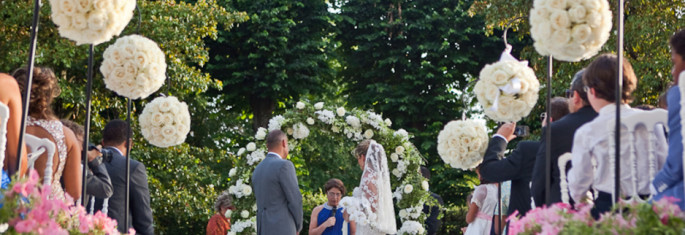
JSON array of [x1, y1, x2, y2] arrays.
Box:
[[335, 0, 503, 205]]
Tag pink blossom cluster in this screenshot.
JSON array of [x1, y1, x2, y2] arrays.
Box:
[[4, 169, 130, 234], [507, 203, 587, 235]]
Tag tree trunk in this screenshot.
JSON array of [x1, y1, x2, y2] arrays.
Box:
[[250, 95, 276, 131]]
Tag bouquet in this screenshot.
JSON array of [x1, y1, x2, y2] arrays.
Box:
[[436, 119, 489, 170]]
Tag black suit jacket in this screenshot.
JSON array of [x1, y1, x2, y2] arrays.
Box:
[[479, 137, 540, 216], [422, 192, 444, 235], [94, 147, 154, 235], [531, 106, 598, 207]]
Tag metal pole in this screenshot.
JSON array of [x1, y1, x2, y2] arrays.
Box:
[[14, 0, 42, 177], [124, 98, 132, 229], [545, 56, 553, 205], [614, 0, 624, 207], [80, 45, 95, 205]]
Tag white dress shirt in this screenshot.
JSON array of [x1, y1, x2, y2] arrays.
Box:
[[568, 104, 668, 203]]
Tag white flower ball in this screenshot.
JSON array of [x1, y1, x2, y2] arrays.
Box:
[[139, 96, 190, 148], [49, 0, 135, 45], [241, 210, 250, 219], [296, 102, 305, 109], [246, 142, 257, 152], [101, 35, 167, 99], [422, 181, 430, 191], [336, 107, 346, 117], [437, 120, 489, 170], [306, 117, 315, 125], [229, 168, 237, 177], [363, 129, 374, 139], [255, 127, 267, 140], [314, 102, 324, 110]]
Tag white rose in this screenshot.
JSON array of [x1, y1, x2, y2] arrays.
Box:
[[58, 0, 76, 16], [296, 102, 305, 109], [241, 210, 250, 219], [404, 184, 413, 194], [568, 4, 587, 23], [399, 210, 408, 219], [306, 117, 315, 125], [246, 142, 256, 152], [162, 125, 176, 137], [571, 24, 592, 43], [331, 125, 340, 133], [71, 15, 87, 30], [86, 11, 108, 31], [314, 102, 324, 110], [392, 169, 402, 178], [384, 118, 392, 126], [287, 128, 294, 135], [585, 11, 602, 28], [237, 148, 246, 156], [549, 10, 571, 29], [255, 127, 267, 140], [395, 146, 405, 154], [546, 0, 567, 9], [551, 28, 572, 45], [336, 107, 346, 117], [229, 168, 237, 177], [73, 0, 90, 13], [363, 129, 374, 139], [224, 209, 232, 218], [491, 70, 509, 85], [242, 185, 252, 195], [422, 181, 429, 191], [390, 153, 399, 162]]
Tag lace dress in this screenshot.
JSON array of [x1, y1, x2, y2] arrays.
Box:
[[27, 117, 68, 200], [465, 184, 498, 235]]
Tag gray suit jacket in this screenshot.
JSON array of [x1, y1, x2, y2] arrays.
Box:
[[252, 153, 303, 235]]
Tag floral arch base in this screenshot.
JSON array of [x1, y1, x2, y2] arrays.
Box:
[[226, 101, 433, 234]]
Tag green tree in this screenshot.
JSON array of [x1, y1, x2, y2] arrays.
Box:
[[335, 0, 503, 205], [207, 0, 337, 131], [0, 0, 247, 233]]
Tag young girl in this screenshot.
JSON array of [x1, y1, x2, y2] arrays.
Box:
[[464, 166, 498, 235]]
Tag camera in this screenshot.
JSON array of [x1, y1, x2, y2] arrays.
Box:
[[88, 144, 113, 162], [514, 125, 530, 137]]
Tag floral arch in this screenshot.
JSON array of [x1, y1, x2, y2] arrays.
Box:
[[226, 101, 433, 234]]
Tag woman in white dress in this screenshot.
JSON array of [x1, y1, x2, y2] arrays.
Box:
[[341, 139, 397, 235], [464, 166, 498, 235]]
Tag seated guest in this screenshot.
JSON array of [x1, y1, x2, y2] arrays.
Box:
[[207, 191, 233, 235], [653, 28, 685, 209], [0, 73, 28, 185], [13, 67, 82, 200], [531, 69, 598, 207], [568, 54, 667, 218], [420, 167, 444, 235], [309, 178, 355, 235]]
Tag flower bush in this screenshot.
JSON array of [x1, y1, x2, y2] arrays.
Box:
[[48, 0, 136, 45], [0, 170, 127, 234], [474, 58, 539, 123], [139, 96, 191, 147], [226, 101, 433, 234], [529, 0, 612, 62], [101, 35, 167, 100], [508, 197, 685, 234], [436, 119, 489, 170]]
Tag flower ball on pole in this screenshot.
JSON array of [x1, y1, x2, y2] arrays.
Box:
[[101, 35, 167, 100], [49, 0, 136, 45], [139, 96, 191, 148], [437, 119, 489, 170]]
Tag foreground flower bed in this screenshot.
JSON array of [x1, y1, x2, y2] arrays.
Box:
[[508, 197, 685, 234], [0, 170, 130, 234]]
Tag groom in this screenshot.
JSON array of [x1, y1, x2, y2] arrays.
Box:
[[252, 130, 303, 235]]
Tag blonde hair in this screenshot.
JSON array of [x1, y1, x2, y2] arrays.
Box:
[[354, 139, 372, 158]]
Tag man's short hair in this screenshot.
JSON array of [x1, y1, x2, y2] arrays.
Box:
[[550, 97, 570, 121], [266, 130, 287, 149], [583, 54, 637, 103], [570, 69, 590, 105], [102, 119, 131, 146], [671, 29, 685, 58], [420, 166, 431, 180]]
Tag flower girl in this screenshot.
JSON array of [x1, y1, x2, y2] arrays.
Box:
[[464, 165, 498, 235]]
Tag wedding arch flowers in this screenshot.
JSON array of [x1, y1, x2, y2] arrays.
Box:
[[437, 119, 489, 170], [48, 0, 136, 45], [139, 96, 191, 148], [529, 0, 612, 62], [474, 46, 540, 122], [100, 35, 167, 100], [226, 101, 433, 234]]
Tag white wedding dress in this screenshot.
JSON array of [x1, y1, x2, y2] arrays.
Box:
[[341, 141, 397, 235]]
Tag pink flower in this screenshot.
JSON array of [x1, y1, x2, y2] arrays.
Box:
[[14, 218, 38, 232], [79, 213, 93, 233], [129, 228, 137, 235]]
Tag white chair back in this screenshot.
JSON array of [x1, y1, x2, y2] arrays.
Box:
[[0, 103, 8, 172], [25, 134, 56, 185], [607, 109, 668, 204], [558, 153, 572, 204]]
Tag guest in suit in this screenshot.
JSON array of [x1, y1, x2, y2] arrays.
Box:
[[420, 167, 444, 235], [653, 28, 685, 209], [531, 69, 598, 207], [94, 120, 154, 235], [568, 54, 666, 218], [252, 130, 303, 235]]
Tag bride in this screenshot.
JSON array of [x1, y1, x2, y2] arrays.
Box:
[[341, 139, 397, 235]]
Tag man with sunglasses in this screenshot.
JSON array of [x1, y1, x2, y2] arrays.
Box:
[[530, 69, 598, 207]]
